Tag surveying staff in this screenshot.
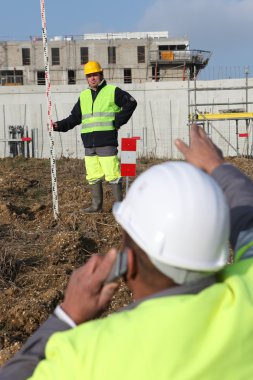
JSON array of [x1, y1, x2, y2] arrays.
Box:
[[53, 61, 137, 212], [2, 124, 253, 380]]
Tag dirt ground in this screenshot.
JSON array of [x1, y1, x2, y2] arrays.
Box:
[[0, 155, 252, 366]]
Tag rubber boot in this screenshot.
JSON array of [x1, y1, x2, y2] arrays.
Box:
[[111, 182, 123, 202], [84, 181, 103, 213]]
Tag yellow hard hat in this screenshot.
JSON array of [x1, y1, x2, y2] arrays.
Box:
[[84, 61, 103, 75]]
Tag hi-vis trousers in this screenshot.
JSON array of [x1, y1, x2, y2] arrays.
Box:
[[84, 146, 121, 184]]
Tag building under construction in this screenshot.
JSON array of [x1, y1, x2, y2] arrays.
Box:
[[0, 31, 210, 86], [0, 30, 252, 160]]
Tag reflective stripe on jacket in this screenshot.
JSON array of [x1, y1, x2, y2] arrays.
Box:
[[80, 85, 121, 134]]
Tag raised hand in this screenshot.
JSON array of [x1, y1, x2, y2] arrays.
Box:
[[175, 124, 224, 174]]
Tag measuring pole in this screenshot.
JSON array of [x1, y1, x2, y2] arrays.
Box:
[[245, 67, 249, 157], [40, 0, 59, 219]]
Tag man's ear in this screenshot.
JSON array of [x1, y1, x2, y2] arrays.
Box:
[[126, 247, 138, 280]]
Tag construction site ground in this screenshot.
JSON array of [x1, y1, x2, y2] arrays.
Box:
[[0, 155, 252, 366]]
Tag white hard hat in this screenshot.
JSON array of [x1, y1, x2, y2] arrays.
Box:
[[113, 162, 230, 275]]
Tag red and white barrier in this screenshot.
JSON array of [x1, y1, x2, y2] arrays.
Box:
[[0, 137, 32, 142], [120, 137, 140, 177]]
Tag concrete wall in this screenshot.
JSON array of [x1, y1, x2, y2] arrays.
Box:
[[0, 77, 252, 159]]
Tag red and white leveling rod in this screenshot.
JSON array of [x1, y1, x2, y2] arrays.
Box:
[[40, 0, 59, 219]]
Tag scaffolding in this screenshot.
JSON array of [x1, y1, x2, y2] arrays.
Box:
[[149, 49, 211, 82], [188, 68, 253, 156]]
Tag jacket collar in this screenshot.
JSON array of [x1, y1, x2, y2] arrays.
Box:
[[122, 275, 217, 312]]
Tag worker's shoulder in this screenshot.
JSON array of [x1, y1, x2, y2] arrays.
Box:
[[219, 256, 253, 281], [80, 87, 90, 94], [105, 84, 117, 89], [113, 86, 137, 103]]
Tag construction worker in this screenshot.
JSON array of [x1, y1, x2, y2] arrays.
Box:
[[2, 124, 253, 379], [53, 61, 137, 212]]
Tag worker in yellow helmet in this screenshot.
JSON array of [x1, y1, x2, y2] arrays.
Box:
[[2, 124, 253, 379], [53, 61, 137, 212]]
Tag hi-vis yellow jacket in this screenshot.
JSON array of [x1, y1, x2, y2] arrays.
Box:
[[53, 79, 137, 149], [80, 85, 121, 134], [80, 84, 121, 148], [29, 256, 253, 380]]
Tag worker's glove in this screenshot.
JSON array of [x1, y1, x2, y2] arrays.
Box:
[[52, 122, 58, 130], [113, 120, 120, 130]]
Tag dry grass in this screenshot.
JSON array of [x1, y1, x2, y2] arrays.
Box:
[[0, 155, 253, 365]]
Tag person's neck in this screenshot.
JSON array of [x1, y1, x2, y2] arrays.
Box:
[[129, 277, 176, 301]]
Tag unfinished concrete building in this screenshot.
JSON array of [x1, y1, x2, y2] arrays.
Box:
[[0, 31, 211, 86]]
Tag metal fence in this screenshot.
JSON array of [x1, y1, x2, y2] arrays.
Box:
[[199, 65, 252, 81]]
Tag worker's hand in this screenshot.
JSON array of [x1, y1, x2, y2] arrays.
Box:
[[61, 249, 119, 325], [52, 122, 58, 130], [175, 124, 225, 174], [113, 119, 120, 130]]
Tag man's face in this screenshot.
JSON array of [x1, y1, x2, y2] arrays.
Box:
[[86, 72, 102, 90]]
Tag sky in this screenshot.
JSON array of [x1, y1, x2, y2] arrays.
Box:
[[1, 0, 252, 76]]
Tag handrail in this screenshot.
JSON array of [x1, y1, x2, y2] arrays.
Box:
[[149, 49, 211, 65]]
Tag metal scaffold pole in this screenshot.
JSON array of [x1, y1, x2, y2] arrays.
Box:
[[40, 0, 59, 219], [245, 67, 250, 156], [188, 66, 253, 157]]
